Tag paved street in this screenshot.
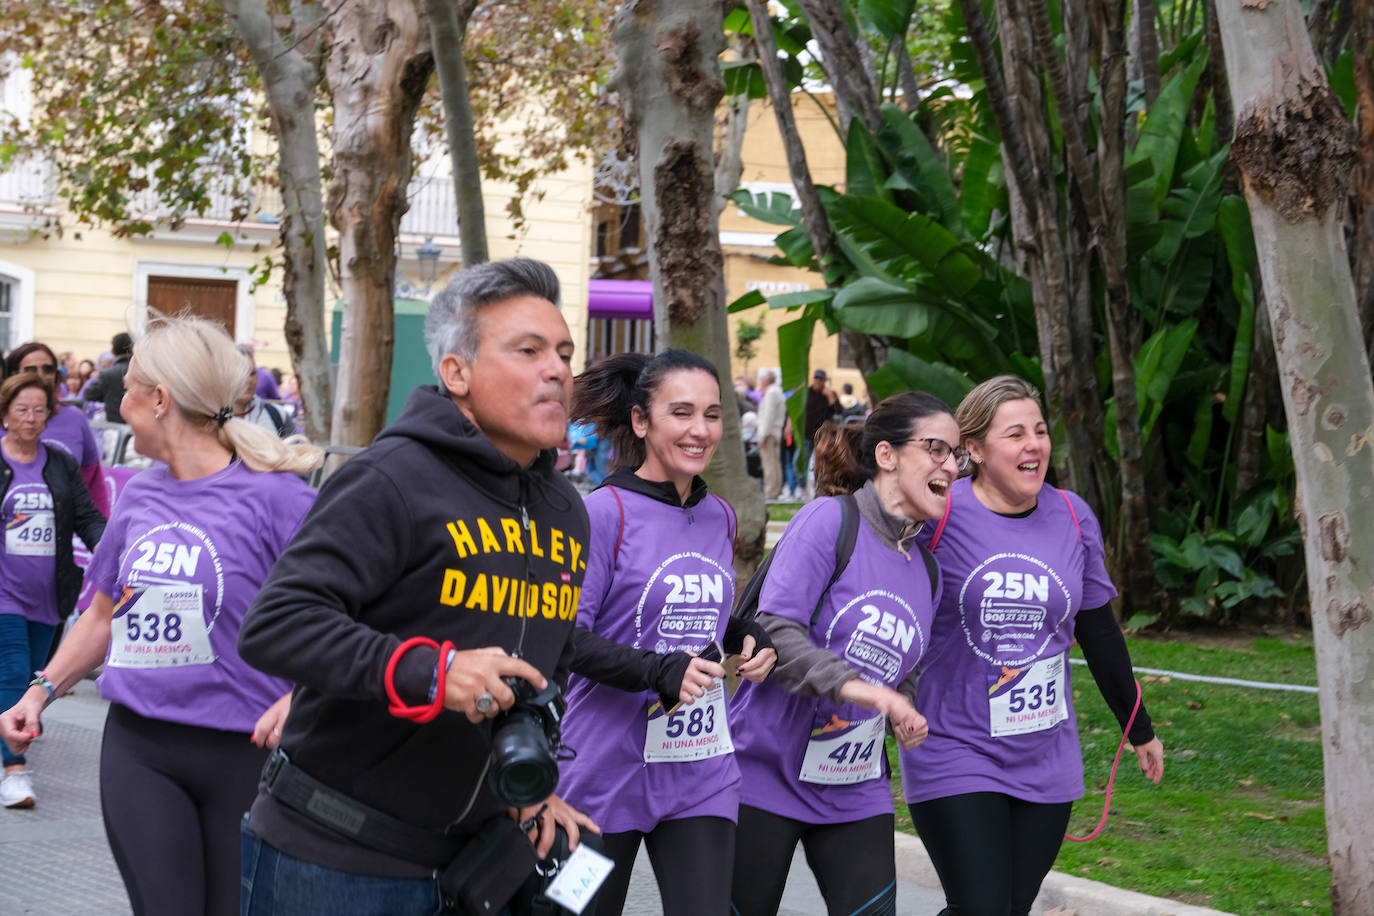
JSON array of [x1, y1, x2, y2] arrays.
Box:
[[0, 686, 945, 916], [0, 686, 1230, 916]]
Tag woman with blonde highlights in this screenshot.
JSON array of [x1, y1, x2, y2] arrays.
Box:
[[899, 374, 1164, 916], [0, 316, 321, 916]]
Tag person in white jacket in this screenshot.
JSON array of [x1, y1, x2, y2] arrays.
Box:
[[756, 369, 786, 499]]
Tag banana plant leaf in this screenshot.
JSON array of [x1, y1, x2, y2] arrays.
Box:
[[847, 121, 893, 204], [1128, 50, 1209, 209], [828, 196, 981, 297], [877, 103, 965, 237], [866, 348, 975, 408]]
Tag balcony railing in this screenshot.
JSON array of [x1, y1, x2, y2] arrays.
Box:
[[400, 175, 458, 239], [0, 158, 57, 208], [1, 156, 457, 238]]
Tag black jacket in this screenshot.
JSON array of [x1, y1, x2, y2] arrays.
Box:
[[0, 444, 106, 618], [239, 386, 592, 874], [83, 358, 130, 423]]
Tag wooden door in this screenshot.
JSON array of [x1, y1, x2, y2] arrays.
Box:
[[147, 275, 238, 334]]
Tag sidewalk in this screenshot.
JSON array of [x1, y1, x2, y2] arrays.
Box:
[[1, 688, 1231, 916]]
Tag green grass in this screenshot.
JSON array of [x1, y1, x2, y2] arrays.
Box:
[[767, 503, 801, 523], [888, 632, 1330, 914]]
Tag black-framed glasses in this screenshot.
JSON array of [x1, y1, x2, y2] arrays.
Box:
[[915, 437, 970, 471], [21, 363, 57, 376]]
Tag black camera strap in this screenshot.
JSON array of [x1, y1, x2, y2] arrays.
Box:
[[261, 748, 467, 869]]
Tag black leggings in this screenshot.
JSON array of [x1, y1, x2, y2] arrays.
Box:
[[100, 702, 268, 916], [731, 805, 896, 916], [591, 815, 735, 916], [908, 792, 1073, 916]]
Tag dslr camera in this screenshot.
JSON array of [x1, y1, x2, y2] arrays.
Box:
[[488, 674, 566, 807]]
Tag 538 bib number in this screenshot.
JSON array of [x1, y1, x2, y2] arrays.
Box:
[[108, 584, 215, 669]]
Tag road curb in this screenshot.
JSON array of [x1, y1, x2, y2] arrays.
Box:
[[894, 833, 1236, 916]]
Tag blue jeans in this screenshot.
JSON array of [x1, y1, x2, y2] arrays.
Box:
[[0, 614, 56, 767], [241, 818, 502, 916]]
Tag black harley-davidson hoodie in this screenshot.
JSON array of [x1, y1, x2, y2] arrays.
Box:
[[239, 385, 595, 876]]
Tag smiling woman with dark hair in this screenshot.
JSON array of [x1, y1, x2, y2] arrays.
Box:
[[557, 349, 777, 916]]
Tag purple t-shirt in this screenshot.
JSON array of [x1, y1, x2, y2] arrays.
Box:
[[557, 485, 740, 833], [256, 367, 281, 400], [0, 445, 60, 625], [39, 404, 101, 470], [900, 478, 1116, 805], [86, 460, 315, 733], [731, 496, 938, 824]]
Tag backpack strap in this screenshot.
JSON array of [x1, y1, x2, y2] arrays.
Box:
[[606, 486, 626, 564], [916, 539, 940, 603], [1055, 488, 1083, 542], [810, 492, 860, 626], [928, 486, 953, 552]]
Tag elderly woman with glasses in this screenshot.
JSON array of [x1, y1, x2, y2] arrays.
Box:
[[4, 343, 109, 517], [0, 372, 107, 808], [898, 375, 1166, 916], [728, 391, 962, 916]]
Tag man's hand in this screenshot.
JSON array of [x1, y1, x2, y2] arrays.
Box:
[[512, 795, 601, 859], [442, 647, 548, 724]]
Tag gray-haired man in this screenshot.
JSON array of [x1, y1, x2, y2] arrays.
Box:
[[237, 259, 601, 912]]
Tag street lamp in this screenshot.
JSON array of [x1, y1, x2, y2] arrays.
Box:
[[417, 237, 441, 290]]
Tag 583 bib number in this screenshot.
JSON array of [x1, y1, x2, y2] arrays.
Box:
[[644, 683, 734, 763]]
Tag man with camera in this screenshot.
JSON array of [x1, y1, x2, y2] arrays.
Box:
[[237, 260, 621, 914]]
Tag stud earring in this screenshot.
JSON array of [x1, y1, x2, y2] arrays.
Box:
[[154, 411, 163, 420]]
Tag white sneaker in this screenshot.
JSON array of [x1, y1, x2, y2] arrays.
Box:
[[0, 771, 35, 808]]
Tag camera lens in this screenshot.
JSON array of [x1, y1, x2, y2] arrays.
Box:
[[488, 709, 559, 807]]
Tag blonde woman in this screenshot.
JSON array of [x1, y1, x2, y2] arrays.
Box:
[[0, 316, 322, 916]]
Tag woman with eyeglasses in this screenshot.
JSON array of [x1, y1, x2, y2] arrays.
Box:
[[728, 391, 962, 916], [4, 343, 110, 517], [899, 375, 1165, 916], [0, 372, 107, 808], [0, 316, 321, 916]]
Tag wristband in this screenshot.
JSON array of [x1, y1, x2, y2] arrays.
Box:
[[29, 671, 56, 702], [385, 638, 455, 723]]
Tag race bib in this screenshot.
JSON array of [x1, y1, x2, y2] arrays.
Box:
[[799, 713, 886, 785], [6, 510, 56, 557], [108, 584, 215, 669], [988, 654, 1068, 737], [643, 682, 734, 763]]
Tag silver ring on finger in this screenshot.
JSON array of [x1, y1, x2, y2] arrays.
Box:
[[474, 692, 496, 715]]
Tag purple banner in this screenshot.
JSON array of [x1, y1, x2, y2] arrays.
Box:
[[588, 279, 653, 320]]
